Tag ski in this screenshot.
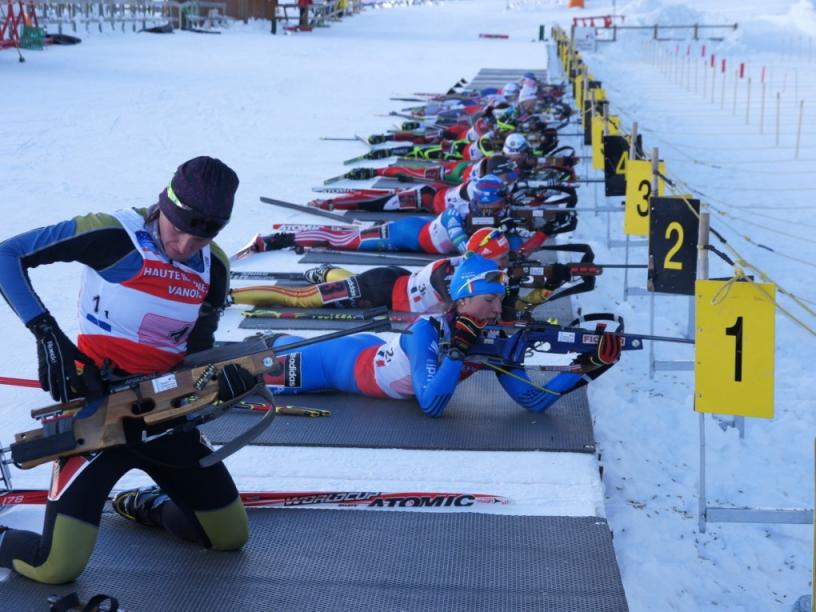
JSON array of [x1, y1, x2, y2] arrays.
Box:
[[236, 401, 331, 417], [230, 270, 307, 281], [0, 489, 509, 509], [259, 196, 357, 223], [311, 186, 396, 194], [230, 233, 264, 263], [342, 145, 419, 165], [242, 308, 383, 321]]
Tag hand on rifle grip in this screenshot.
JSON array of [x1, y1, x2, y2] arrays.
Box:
[[217, 364, 258, 401]]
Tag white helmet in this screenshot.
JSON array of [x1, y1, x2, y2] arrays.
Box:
[[503, 133, 530, 156], [502, 82, 520, 97]]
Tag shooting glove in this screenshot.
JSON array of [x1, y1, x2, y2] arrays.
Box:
[[575, 330, 622, 373], [544, 263, 572, 290], [498, 217, 516, 233], [217, 364, 258, 401], [449, 315, 487, 359], [27, 312, 101, 403]]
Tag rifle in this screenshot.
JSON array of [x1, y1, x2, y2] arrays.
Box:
[[469, 313, 692, 368], [0, 320, 389, 472], [466, 205, 577, 237], [508, 243, 596, 301]]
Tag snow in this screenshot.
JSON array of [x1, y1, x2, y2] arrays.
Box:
[[1, 0, 814, 610]]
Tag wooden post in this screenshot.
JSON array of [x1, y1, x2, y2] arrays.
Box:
[[702, 57, 708, 98], [698, 212, 710, 281], [650, 147, 659, 193], [720, 65, 726, 109], [795, 100, 804, 160], [732, 69, 738, 115]]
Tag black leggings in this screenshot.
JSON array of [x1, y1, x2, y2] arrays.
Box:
[[0, 429, 246, 584], [321, 266, 409, 309]]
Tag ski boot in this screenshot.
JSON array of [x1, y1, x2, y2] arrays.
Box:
[[345, 167, 378, 180], [304, 264, 339, 285], [112, 485, 169, 527], [259, 233, 297, 251]]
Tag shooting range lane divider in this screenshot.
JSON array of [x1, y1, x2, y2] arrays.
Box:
[[554, 26, 816, 534]]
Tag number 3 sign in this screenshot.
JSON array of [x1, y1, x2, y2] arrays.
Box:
[[695, 279, 776, 418], [623, 159, 666, 236]]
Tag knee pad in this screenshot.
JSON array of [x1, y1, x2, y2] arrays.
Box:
[[13, 515, 98, 584], [195, 497, 249, 551]]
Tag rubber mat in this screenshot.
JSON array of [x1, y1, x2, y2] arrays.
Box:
[[468, 68, 548, 89], [3, 510, 627, 612], [202, 367, 595, 453]]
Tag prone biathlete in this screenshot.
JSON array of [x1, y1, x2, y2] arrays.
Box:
[[333, 154, 519, 194], [262, 175, 550, 256], [232, 228, 568, 314], [261, 254, 621, 417], [310, 162, 517, 213]]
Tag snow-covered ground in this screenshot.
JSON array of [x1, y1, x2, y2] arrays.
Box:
[[1, 0, 814, 610]]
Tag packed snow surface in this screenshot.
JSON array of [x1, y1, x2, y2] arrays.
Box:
[[1, 0, 814, 609]]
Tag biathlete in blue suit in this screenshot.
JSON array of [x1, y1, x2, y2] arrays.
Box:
[[263, 254, 621, 417], [257, 174, 552, 257]]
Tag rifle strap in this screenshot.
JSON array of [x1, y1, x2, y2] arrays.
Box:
[[480, 362, 561, 396]]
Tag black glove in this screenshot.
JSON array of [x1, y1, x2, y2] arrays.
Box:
[[368, 134, 387, 145], [27, 312, 101, 403], [217, 364, 258, 401], [401, 121, 420, 130], [449, 315, 487, 359], [498, 217, 516, 233], [544, 263, 572, 290]]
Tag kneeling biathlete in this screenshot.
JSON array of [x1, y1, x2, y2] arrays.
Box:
[[263, 254, 621, 417]]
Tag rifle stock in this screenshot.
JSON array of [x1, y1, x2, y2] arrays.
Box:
[[8, 319, 390, 470]]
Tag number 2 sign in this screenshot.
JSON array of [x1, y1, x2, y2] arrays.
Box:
[[695, 279, 776, 418], [648, 196, 700, 295]]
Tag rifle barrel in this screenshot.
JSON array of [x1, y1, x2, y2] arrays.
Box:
[[624, 332, 695, 345]]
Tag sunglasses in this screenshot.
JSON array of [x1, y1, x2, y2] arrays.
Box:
[[456, 269, 508, 294], [166, 185, 229, 237]]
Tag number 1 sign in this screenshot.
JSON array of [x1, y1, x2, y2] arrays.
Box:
[[695, 279, 776, 418]]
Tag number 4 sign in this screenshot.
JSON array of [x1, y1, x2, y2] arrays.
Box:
[[695, 279, 776, 418]]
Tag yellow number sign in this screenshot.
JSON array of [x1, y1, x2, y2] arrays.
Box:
[[591, 116, 605, 169], [623, 160, 665, 236], [575, 74, 584, 114], [591, 114, 623, 170], [695, 280, 775, 418]]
